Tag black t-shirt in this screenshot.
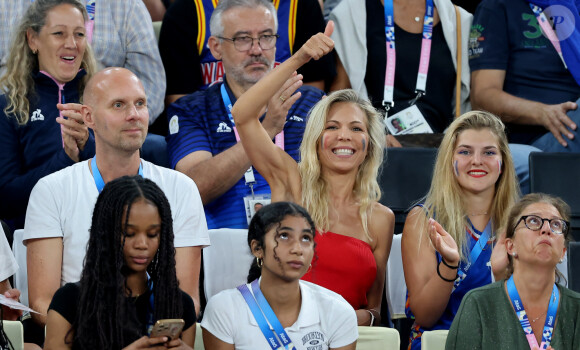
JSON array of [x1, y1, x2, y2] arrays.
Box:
[[49, 282, 196, 348], [159, 0, 335, 95], [451, 0, 481, 14], [364, 0, 456, 133]]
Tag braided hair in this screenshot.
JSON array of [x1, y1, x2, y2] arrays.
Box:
[[72, 176, 182, 349], [247, 202, 316, 282]]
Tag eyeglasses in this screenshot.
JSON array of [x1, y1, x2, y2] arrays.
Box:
[[217, 34, 279, 52], [515, 215, 569, 235]]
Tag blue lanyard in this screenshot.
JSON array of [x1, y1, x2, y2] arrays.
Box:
[[91, 157, 143, 193], [382, 0, 434, 109], [507, 276, 559, 349], [237, 279, 296, 350], [250, 279, 296, 349], [453, 219, 492, 290], [220, 83, 236, 130], [144, 274, 156, 335]]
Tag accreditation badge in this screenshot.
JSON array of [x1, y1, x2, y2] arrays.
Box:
[[385, 105, 433, 135]]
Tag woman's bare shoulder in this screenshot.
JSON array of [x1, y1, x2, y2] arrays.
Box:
[[369, 202, 395, 242]]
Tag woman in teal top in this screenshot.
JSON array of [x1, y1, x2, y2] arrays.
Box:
[[447, 193, 580, 349]]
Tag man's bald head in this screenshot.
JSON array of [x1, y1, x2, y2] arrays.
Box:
[[83, 67, 144, 108], [81, 67, 149, 154]]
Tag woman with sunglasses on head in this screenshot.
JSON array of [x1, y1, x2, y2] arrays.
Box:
[[447, 193, 580, 349], [44, 176, 195, 350], [201, 202, 358, 350], [402, 111, 520, 349], [229, 22, 395, 327]]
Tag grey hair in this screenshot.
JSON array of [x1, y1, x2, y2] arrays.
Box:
[[209, 0, 278, 37]]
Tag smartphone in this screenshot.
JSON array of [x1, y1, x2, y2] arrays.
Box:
[[149, 319, 185, 340]]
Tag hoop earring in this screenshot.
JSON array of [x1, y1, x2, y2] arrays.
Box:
[[256, 257, 263, 268]]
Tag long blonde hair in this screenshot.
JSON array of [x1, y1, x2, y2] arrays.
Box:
[[299, 89, 385, 239], [420, 111, 520, 260], [0, 0, 96, 125]]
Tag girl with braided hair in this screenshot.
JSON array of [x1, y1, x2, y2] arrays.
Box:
[[44, 176, 195, 350]]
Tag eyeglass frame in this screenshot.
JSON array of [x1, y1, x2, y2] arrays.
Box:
[[514, 215, 570, 235], [216, 34, 280, 52]]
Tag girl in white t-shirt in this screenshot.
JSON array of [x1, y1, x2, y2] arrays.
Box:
[[202, 202, 358, 350]]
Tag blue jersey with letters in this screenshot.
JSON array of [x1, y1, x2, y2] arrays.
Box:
[[194, 0, 297, 89]]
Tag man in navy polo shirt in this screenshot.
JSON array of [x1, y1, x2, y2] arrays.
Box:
[[470, 0, 580, 151], [166, 0, 324, 229]]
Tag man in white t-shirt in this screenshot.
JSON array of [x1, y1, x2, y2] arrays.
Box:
[[24, 68, 209, 328]]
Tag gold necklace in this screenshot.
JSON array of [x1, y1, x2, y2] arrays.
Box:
[[529, 312, 546, 323]]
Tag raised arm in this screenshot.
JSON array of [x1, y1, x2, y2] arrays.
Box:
[[170, 98, 295, 204], [401, 208, 460, 328], [231, 22, 334, 201]]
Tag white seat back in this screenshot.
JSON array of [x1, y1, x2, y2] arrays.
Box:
[[194, 323, 204, 350], [11, 229, 28, 307], [1, 320, 24, 350], [203, 229, 254, 301], [421, 330, 448, 350], [356, 326, 400, 349], [385, 234, 406, 319]]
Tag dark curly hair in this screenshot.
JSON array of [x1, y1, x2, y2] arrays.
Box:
[[71, 176, 182, 349], [247, 202, 316, 282]]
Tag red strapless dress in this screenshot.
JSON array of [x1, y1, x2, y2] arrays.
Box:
[[301, 231, 377, 309]]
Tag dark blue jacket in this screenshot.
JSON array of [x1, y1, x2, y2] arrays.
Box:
[[0, 71, 95, 228]]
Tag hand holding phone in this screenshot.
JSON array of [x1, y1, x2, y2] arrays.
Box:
[[149, 319, 185, 341]]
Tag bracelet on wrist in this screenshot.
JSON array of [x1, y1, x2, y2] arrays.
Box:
[[366, 309, 375, 327], [437, 260, 458, 283], [441, 258, 459, 269]]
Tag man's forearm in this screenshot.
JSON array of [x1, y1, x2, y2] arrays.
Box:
[[472, 86, 542, 125], [183, 143, 252, 204]]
